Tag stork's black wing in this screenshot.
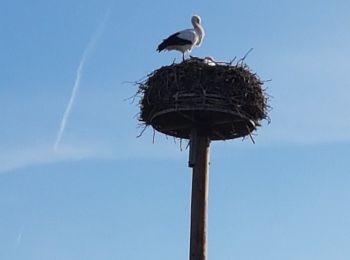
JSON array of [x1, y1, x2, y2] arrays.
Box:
[[157, 32, 193, 52]]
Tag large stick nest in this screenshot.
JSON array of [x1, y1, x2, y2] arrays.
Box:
[[137, 57, 270, 141]]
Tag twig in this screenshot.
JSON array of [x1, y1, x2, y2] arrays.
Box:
[[137, 125, 148, 138], [152, 129, 156, 144], [246, 126, 255, 144], [186, 140, 190, 150], [237, 48, 254, 64], [229, 56, 237, 65]]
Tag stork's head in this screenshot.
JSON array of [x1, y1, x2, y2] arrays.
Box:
[[191, 15, 201, 26], [191, 15, 205, 46]]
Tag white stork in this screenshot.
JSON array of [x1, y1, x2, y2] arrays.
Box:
[[157, 15, 205, 61]]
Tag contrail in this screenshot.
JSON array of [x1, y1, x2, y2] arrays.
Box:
[[54, 10, 111, 151], [14, 227, 23, 249]]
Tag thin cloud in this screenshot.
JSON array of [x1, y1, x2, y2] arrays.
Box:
[[0, 137, 188, 174], [0, 144, 95, 173]]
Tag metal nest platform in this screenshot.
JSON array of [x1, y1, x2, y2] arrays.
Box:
[[138, 57, 269, 141]]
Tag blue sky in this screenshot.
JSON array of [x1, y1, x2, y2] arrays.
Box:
[[1, 0, 350, 259]]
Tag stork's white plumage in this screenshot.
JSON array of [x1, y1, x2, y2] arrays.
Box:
[[157, 15, 205, 61]]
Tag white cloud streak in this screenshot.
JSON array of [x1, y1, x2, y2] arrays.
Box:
[[54, 9, 111, 151], [0, 144, 96, 174], [0, 138, 188, 174]]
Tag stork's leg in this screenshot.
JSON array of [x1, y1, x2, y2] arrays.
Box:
[[182, 52, 185, 61]]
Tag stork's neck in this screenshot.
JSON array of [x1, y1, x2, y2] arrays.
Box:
[[193, 23, 205, 46]]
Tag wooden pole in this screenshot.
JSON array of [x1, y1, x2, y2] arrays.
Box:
[[189, 133, 210, 260]]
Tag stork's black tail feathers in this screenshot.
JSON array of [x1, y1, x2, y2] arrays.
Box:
[[156, 42, 166, 52], [156, 32, 192, 53]]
